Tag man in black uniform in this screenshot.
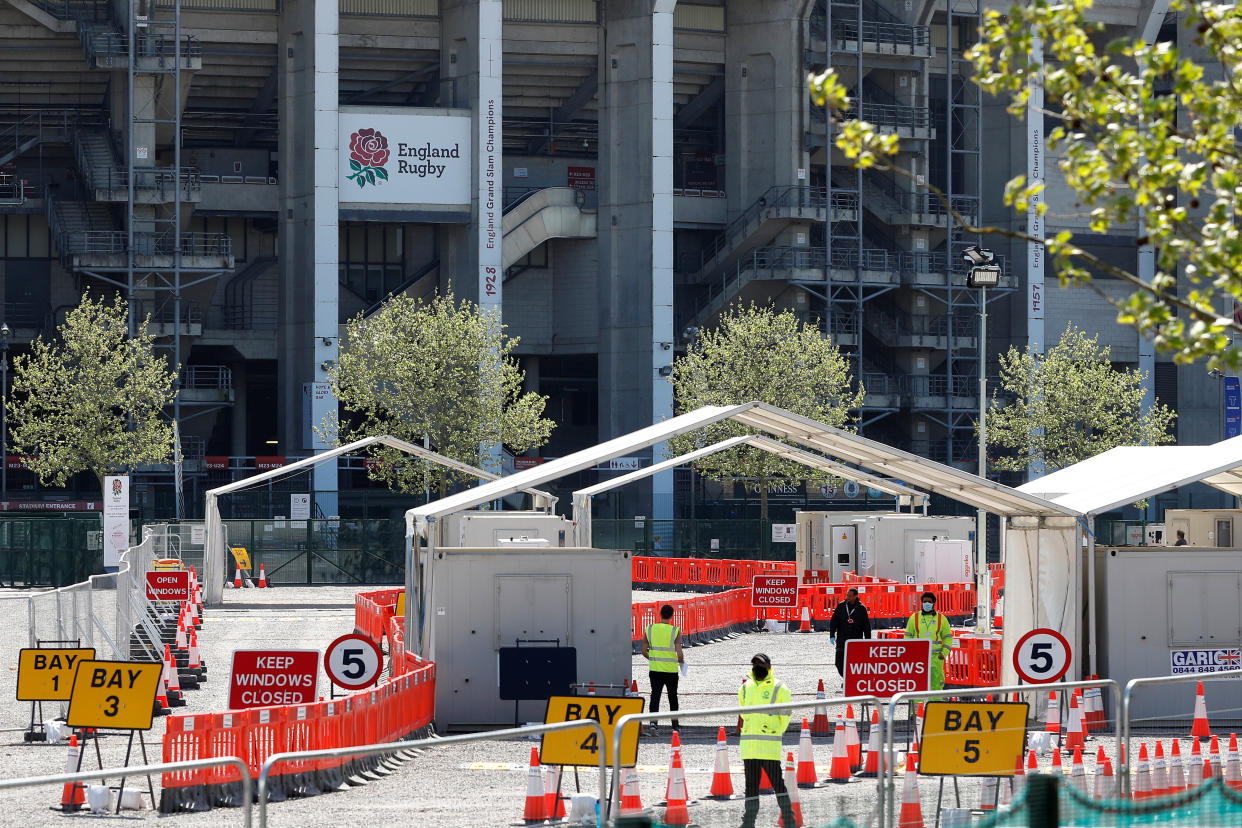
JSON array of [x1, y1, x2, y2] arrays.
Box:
[[828, 588, 872, 677]]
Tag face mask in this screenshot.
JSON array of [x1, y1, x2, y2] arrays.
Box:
[[922, 602, 934, 613], [752, 665, 769, 680]]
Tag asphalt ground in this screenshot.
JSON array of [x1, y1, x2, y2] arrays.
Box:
[[0, 585, 1221, 827]]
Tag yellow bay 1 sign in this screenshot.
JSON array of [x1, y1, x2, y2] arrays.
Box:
[[919, 701, 1029, 776], [16, 648, 95, 701]]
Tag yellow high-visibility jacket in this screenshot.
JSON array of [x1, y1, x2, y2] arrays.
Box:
[[645, 622, 680, 673], [738, 671, 791, 760]]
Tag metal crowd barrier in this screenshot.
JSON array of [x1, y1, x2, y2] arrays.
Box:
[[0, 757, 252, 827], [1119, 668, 1242, 798], [879, 678, 1122, 828], [256, 719, 607, 827], [608, 694, 880, 825]]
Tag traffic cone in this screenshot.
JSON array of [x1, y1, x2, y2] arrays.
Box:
[[588, 682, 596, 696], [1028, 749, 1038, 773], [620, 766, 644, 814], [979, 775, 998, 810], [188, 595, 200, 628], [545, 764, 567, 819], [1228, 734, 1242, 789], [1063, 693, 1084, 753], [898, 749, 924, 828], [630, 679, 639, 697], [188, 629, 202, 674], [1069, 747, 1087, 794], [1191, 681, 1211, 739], [175, 606, 188, 650], [1152, 741, 1168, 797], [1211, 735, 1224, 779], [707, 727, 734, 798], [778, 751, 805, 827], [760, 766, 775, 793], [60, 733, 85, 812], [1086, 676, 1104, 732], [811, 680, 831, 736], [664, 730, 682, 800], [233, 566, 242, 588], [1169, 739, 1186, 795], [859, 710, 883, 778], [845, 704, 861, 768], [915, 702, 925, 743], [1133, 743, 1152, 800], [1189, 740, 1204, 788], [1011, 752, 1027, 800], [797, 605, 812, 633], [1050, 746, 1063, 775], [257, 564, 269, 588], [662, 751, 691, 826], [796, 719, 817, 786], [163, 643, 184, 706], [827, 715, 852, 781], [1095, 758, 1115, 799], [153, 683, 170, 717], [522, 747, 548, 822], [1045, 691, 1060, 734]]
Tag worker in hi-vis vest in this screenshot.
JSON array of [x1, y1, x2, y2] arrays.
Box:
[[904, 591, 953, 690], [641, 604, 684, 732], [738, 653, 795, 828]]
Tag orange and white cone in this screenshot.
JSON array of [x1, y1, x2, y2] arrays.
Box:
[[845, 704, 862, 768], [1063, 693, 1085, 753], [1095, 758, 1115, 799], [1087, 676, 1105, 732], [664, 730, 682, 800], [60, 733, 85, 812], [1169, 740, 1187, 795], [1010, 753, 1027, 801], [898, 748, 924, 828], [797, 605, 812, 632], [1227, 733, 1241, 790], [1133, 743, 1152, 800], [662, 751, 691, 826], [629, 679, 639, 697], [707, 727, 734, 799], [1211, 735, 1224, 780], [233, 566, 242, 588], [979, 775, 998, 810], [1152, 741, 1169, 797], [257, 564, 269, 588], [544, 764, 567, 819], [827, 714, 852, 781], [1028, 748, 1038, 773], [859, 709, 883, 778], [778, 751, 805, 827], [915, 702, 926, 744], [1188, 740, 1204, 788], [1069, 747, 1087, 794], [796, 719, 818, 786], [811, 679, 831, 737], [188, 629, 202, 672], [163, 643, 183, 705], [1050, 746, 1063, 775], [1191, 681, 1211, 739], [188, 594, 200, 628], [620, 766, 645, 814], [1045, 691, 1061, 734], [522, 747, 548, 823], [175, 606, 188, 650]]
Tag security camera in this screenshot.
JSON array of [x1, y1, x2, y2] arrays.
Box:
[[961, 245, 995, 266]]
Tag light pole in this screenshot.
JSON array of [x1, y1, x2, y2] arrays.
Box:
[[1, 322, 9, 510], [963, 246, 1000, 631]]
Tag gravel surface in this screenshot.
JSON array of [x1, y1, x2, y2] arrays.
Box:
[[0, 585, 1204, 827]]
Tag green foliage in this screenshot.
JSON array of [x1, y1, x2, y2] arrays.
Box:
[[326, 292, 554, 495], [809, 0, 1242, 369], [666, 304, 865, 518], [983, 324, 1176, 472], [8, 292, 177, 487]]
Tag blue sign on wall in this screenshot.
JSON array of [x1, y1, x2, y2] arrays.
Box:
[[1225, 376, 1241, 439]]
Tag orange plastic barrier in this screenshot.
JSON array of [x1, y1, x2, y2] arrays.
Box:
[[354, 587, 403, 646], [160, 589, 437, 813], [631, 588, 755, 646], [631, 556, 796, 588]]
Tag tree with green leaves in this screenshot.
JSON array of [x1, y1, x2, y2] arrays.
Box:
[[983, 324, 1176, 473], [809, 0, 1242, 369], [326, 292, 554, 496], [8, 292, 178, 488], [666, 304, 865, 519]]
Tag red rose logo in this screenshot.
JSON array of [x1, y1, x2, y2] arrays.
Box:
[[346, 128, 390, 189]]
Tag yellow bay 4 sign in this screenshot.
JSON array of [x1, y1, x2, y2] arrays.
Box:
[[66, 661, 162, 731], [919, 701, 1029, 776], [541, 695, 644, 767]]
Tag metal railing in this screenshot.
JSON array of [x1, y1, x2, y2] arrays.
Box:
[[906, 374, 979, 399], [831, 19, 932, 51], [1119, 668, 1242, 798], [257, 720, 607, 827], [0, 172, 24, 205], [0, 109, 81, 164], [60, 230, 232, 259], [609, 695, 881, 824], [0, 758, 251, 827], [180, 365, 233, 390], [81, 25, 202, 63], [21, 0, 110, 21], [879, 679, 1122, 828], [681, 245, 831, 326], [696, 185, 852, 272], [841, 99, 930, 131]]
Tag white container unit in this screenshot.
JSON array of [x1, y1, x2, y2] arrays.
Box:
[[914, 539, 974, 583]]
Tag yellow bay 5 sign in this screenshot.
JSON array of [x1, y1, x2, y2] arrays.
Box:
[[919, 701, 1028, 776]]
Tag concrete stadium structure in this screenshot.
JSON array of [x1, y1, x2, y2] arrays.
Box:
[[0, 0, 1225, 519]]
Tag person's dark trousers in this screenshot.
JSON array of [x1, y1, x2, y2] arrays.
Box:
[[648, 671, 680, 728], [835, 645, 846, 677], [741, 758, 795, 828]]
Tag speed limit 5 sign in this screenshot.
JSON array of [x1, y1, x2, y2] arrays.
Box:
[[1012, 628, 1071, 684], [325, 633, 384, 691]]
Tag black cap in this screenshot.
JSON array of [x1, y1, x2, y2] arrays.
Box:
[[751, 653, 772, 667]]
